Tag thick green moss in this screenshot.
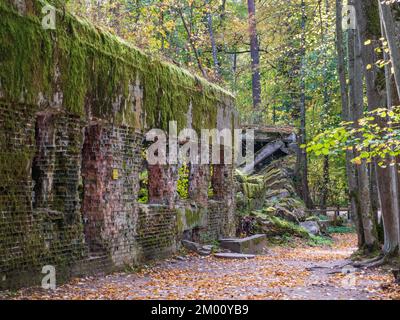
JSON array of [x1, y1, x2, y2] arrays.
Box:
[[176, 207, 206, 234], [0, 0, 234, 131]]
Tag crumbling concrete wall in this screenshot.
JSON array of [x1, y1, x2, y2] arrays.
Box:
[[0, 0, 237, 290]]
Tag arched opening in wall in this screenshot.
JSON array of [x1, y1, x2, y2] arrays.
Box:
[[177, 162, 190, 200], [31, 117, 42, 209], [81, 124, 105, 253], [208, 165, 215, 198], [183, 226, 201, 243], [138, 150, 149, 204], [78, 175, 84, 210], [210, 144, 225, 200], [31, 113, 55, 210]]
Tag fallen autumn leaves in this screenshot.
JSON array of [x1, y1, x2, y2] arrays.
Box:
[[1, 234, 399, 300]]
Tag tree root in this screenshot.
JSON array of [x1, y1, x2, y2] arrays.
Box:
[[352, 254, 385, 268], [360, 257, 387, 269]]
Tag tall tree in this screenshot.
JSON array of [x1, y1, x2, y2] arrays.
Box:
[[379, 0, 400, 98], [355, 0, 399, 257], [206, 0, 221, 77], [320, 0, 330, 210], [297, 0, 313, 209], [247, 0, 262, 111], [336, 0, 364, 246], [343, 0, 378, 251]]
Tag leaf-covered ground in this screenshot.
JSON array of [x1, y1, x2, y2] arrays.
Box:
[[2, 234, 399, 300]]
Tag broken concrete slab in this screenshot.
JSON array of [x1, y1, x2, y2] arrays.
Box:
[[181, 240, 201, 252], [219, 234, 267, 254], [181, 240, 213, 256], [241, 140, 285, 174], [214, 253, 255, 259], [202, 245, 214, 251], [197, 249, 211, 256]]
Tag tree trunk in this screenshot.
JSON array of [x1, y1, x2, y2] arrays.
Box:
[[247, 0, 262, 111], [349, 0, 379, 251], [206, 1, 220, 76], [320, 0, 330, 211], [355, 0, 400, 254], [297, 0, 313, 209], [379, 1, 400, 98], [380, 5, 400, 255], [320, 155, 330, 210], [232, 52, 237, 89], [337, 0, 364, 247]]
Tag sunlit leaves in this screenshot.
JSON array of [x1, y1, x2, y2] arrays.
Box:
[[305, 107, 400, 167]]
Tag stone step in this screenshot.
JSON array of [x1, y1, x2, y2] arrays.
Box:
[[214, 253, 255, 260]]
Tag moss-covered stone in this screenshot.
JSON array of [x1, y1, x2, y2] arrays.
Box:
[[236, 156, 306, 222], [251, 212, 310, 239]]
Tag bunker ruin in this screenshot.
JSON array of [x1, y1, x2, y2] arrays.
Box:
[[0, 0, 237, 289]]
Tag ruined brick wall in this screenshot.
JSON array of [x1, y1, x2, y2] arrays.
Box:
[[81, 124, 143, 266], [136, 205, 177, 261], [0, 105, 86, 289], [0, 0, 238, 290]]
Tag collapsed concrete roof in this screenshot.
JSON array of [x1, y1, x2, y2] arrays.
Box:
[[238, 125, 297, 175]]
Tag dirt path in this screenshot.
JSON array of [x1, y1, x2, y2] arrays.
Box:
[[2, 234, 399, 300]]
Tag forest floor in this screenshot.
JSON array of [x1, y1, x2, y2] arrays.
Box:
[[2, 233, 400, 300]]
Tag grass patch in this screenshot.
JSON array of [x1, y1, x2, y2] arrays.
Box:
[[307, 235, 333, 247], [327, 226, 355, 234]]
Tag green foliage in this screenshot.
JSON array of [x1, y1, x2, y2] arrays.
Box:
[[317, 215, 329, 221], [308, 154, 348, 206], [306, 107, 400, 166], [208, 166, 214, 198], [138, 170, 149, 204], [177, 163, 189, 199]]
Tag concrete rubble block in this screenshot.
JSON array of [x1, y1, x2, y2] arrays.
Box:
[[219, 234, 267, 254]]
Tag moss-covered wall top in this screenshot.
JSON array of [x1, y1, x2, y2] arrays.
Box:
[[0, 0, 236, 131]]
